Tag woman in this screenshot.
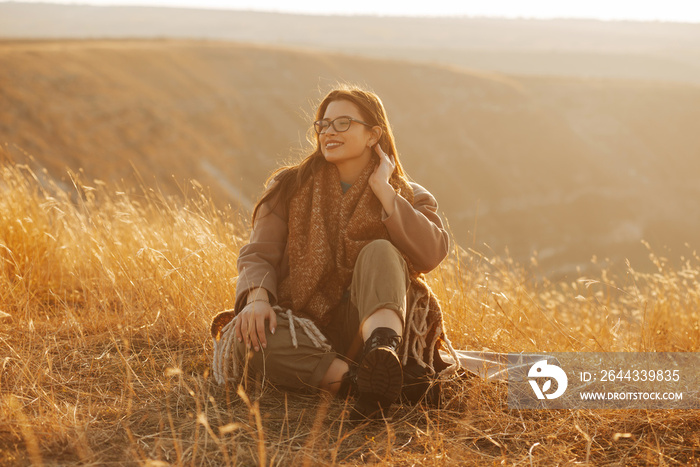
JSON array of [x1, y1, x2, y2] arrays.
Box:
[[212, 85, 458, 419]]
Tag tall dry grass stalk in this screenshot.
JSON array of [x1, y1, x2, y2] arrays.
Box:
[[1, 155, 699, 465]]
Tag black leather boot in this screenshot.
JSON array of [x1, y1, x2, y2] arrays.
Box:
[[351, 327, 403, 420]]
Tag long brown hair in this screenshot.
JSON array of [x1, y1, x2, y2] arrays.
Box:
[[251, 84, 410, 225]]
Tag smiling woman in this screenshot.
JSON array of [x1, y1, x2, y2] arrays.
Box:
[[210, 84, 458, 420]]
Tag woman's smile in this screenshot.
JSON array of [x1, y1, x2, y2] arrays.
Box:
[[324, 139, 343, 150]]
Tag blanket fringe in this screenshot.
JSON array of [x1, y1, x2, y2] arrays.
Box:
[[400, 287, 461, 377]]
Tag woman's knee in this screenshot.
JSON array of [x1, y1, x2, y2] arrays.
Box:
[[234, 324, 283, 374], [355, 240, 409, 289], [233, 321, 338, 391], [357, 239, 404, 266]]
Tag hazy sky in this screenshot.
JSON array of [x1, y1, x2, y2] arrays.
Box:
[[10, 0, 700, 22]]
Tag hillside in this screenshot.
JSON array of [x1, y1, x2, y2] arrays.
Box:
[[2, 39, 700, 276]]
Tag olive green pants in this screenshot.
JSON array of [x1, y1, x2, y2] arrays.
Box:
[[235, 239, 410, 392]]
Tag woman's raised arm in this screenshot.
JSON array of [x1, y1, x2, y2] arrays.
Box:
[[381, 183, 449, 273]]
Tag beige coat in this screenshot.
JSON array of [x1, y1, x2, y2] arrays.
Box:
[[234, 182, 450, 314]]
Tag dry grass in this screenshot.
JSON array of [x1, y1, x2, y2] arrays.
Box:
[[1, 156, 700, 466]]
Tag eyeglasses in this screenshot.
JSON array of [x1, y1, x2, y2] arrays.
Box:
[[313, 116, 372, 134]]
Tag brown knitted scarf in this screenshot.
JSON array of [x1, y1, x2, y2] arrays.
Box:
[[276, 158, 410, 324]]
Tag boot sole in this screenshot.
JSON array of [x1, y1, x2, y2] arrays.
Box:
[[357, 347, 403, 408]]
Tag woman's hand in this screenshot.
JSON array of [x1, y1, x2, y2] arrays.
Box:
[[369, 144, 398, 216], [234, 300, 277, 352], [369, 144, 396, 187]]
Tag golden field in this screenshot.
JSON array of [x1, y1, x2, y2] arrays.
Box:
[[1, 20, 700, 464], [1, 149, 699, 464]]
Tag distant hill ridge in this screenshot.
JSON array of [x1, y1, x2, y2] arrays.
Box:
[[1, 2, 700, 84], [1, 39, 699, 277]]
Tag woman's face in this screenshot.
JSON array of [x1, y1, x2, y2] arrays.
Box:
[[318, 99, 377, 172]]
